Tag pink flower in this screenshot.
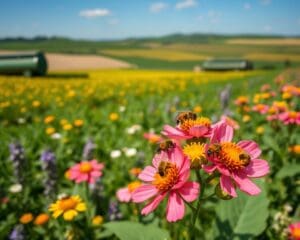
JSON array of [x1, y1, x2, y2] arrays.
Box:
[[162, 116, 212, 140], [204, 121, 269, 197], [116, 181, 142, 202], [221, 115, 240, 130], [278, 111, 300, 125], [252, 104, 269, 114], [289, 222, 300, 240], [69, 160, 104, 184], [132, 145, 200, 222]]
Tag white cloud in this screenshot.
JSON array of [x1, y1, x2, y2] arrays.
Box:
[[244, 3, 251, 10], [150, 2, 168, 13], [260, 0, 271, 5], [79, 9, 111, 18], [175, 0, 197, 10]]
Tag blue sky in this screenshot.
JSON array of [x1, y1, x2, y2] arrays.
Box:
[[0, 0, 299, 40]]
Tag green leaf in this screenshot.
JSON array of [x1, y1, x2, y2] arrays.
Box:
[[213, 180, 269, 239], [276, 164, 300, 179], [103, 221, 170, 240]]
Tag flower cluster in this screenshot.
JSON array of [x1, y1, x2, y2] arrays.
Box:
[[117, 111, 270, 222]]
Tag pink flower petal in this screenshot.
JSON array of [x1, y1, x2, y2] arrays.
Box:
[[91, 161, 104, 170], [237, 140, 261, 159], [244, 159, 270, 178], [138, 166, 156, 182], [91, 170, 102, 177], [166, 192, 185, 222], [116, 188, 132, 202], [141, 192, 167, 215], [211, 121, 233, 143], [132, 185, 158, 203], [220, 175, 237, 197], [217, 165, 231, 176], [177, 181, 199, 202], [162, 125, 191, 140], [189, 126, 208, 138], [203, 165, 217, 173], [173, 169, 190, 190], [232, 173, 261, 196]]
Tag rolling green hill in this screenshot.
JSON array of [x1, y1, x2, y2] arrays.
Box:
[[1, 34, 300, 70]]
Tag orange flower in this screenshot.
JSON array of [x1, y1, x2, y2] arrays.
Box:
[[74, 119, 84, 127], [129, 167, 142, 176], [34, 213, 49, 225], [109, 113, 119, 121], [20, 213, 34, 224]]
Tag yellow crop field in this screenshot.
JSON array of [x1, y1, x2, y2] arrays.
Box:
[[101, 49, 209, 61], [227, 38, 300, 46], [245, 53, 300, 61]]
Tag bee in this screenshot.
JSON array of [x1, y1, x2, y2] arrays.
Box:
[[207, 144, 222, 158], [176, 111, 197, 125], [239, 152, 251, 166], [158, 161, 171, 177], [157, 140, 175, 153]]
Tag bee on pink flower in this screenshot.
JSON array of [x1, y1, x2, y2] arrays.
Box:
[[68, 160, 104, 184], [162, 111, 212, 140], [278, 111, 300, 125], [204, 121, 269, 197], [132, 145, 199, 222]]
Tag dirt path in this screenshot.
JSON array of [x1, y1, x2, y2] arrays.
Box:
[[0, 50, 132, 72]]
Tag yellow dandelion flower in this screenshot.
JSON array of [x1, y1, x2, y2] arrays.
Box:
[[63, 124, 73, 131], [92, 215, 104, 226], [256, 126, 264, 135], [32, 100, 41, 107], [193, 105, 202, 113], [242, 115, 251, 123], [109, 113, 119, 121], [46, 127, 56, 135], [20, 213, 34, 224], [44, 115, 55, 124], [60, 119, 69, 126], [49, 195, 86, 221], [74, 119, 84, 127]]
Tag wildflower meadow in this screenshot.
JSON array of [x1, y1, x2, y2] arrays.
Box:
[[0, 69, 299, 240]]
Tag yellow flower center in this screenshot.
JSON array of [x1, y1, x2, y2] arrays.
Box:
[[127, 181, 142, 193], [219, 142, 251, 172], [79, 162, 93, 173], [153, 161, 179, 191], [59, 198, 77, 211], [180, 117, 211, 133], [289, 111, 297, 118], [183, 142, 206, 167]]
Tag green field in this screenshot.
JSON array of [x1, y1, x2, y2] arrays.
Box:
[[1, 34, 300, 70]]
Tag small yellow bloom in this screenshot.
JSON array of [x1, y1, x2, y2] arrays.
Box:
[[60, 119, 69, 126], [242, 115, 251, 123], [74, 119, 84, 127], [282, 92, 292, 100], [46, 127, 56, 135], [32, 100, 41, 107], [256, 126, 264, 135], [44, 115, 55, 124], [109, 113, 119, 121], [193, 105, 202, 113], [63, 124, 73, 131], [92, 215, 104, 226], [34, 213, 49, 225], [20, 213, 34, 224], [49, 195, 86, 221], [20, 107, 27, 113], [183, 142, 207, 169]]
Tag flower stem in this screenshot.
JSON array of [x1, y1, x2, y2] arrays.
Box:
[[191, 171, 205, 229]]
